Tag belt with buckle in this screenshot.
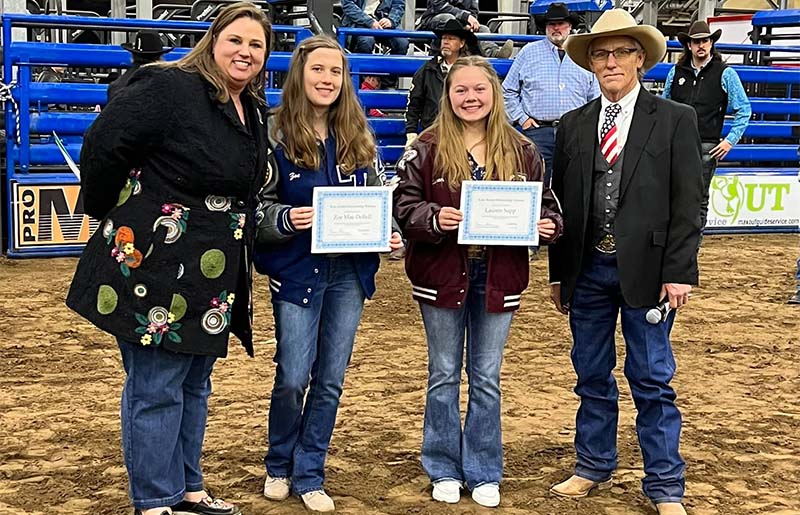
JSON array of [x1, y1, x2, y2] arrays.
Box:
[[594, 233, 616, 254], [533, 119, 559, 127], [467, 245, 487, 260]]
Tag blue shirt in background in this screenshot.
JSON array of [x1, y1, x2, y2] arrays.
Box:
[[502, 38, 600, 124], [663, 62, 752, 146]]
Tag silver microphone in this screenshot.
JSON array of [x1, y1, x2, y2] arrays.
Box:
[[645, 300, 671, 325]]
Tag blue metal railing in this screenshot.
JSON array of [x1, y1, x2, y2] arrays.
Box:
[[2, 13, 800, 255]]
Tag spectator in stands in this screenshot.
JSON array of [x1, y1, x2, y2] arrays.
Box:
[[360, 74, 386, 117], [502, 2, 599, 185], [254, 35, 403, 514], [393, 56, 562, 508], [404, 18, 477, 148], [417, 0, 514, 59], [35, 65, 66, 82], [341, 0, 409, 88], [548, 10, 702, 515], [107, 30, 173, 101], [663, 21, 752, 235], [65, 4, 272, 515]]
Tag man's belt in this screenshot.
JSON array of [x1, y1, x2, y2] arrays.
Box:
[[534, 119, 560, 127], [594, 233, 617, 254]]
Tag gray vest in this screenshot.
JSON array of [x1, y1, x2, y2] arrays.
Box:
[[590, 146, 624, 246]]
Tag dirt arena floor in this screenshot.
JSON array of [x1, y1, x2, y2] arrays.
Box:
[[1, 234, 799, 515]]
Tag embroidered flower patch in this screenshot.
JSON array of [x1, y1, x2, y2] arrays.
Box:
[[201, 290, 234, 335], [154, 203, 190, 244], [134, 306, 182, 345], [107, 226, 143, 277], [229, 213, 246, 240]]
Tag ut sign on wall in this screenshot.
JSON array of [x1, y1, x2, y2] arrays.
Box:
[[11, 182, 99, 256], [706, 170, 800, 232]]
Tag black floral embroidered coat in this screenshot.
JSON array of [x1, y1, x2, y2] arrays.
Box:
[[66, 66, 268, 357]]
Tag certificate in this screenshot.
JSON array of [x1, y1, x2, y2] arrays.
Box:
[[457, 180, 542, 246], [311, 186, 393, 254]]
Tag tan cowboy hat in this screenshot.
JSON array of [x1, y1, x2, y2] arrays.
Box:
[[563, 9, 666, 72]]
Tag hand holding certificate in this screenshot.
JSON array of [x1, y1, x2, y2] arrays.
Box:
[[311, 186, 393, 253], [457, 180, 542, 246]]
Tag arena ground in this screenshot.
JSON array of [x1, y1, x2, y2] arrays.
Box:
[[0, 233, 798, 515]]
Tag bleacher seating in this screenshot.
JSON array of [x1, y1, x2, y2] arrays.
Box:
[[2, 13, 799, 256]]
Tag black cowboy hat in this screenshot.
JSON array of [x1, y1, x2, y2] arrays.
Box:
[[121, 30, 173, 57], [432, 17, 479, 48], [534, 3, 582, 30], [677, 21, 722, 47]]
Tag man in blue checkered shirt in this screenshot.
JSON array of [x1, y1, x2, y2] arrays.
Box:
[[502, 3, 599, 186]]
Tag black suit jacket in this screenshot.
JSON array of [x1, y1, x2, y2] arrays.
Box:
[[548, 88, 704, 308]]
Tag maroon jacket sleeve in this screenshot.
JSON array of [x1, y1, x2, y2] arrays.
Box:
[[392, 142, 448, 244]]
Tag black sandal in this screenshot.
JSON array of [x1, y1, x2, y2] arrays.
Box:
[[171, 496, 240, 515]]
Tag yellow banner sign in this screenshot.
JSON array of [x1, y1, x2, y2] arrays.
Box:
[[12, 182, 99, 248]]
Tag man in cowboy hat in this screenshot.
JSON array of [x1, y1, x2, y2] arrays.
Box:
[[547, 9, 703, 515], [416, 0, 514, 58], [664, 20, 751, 236], [404, 18, 478, 148], [502, 2, 599, 185], [108, 30, 173, 101]]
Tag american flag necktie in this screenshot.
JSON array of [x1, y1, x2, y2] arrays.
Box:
[[600, 103, 622, 165]]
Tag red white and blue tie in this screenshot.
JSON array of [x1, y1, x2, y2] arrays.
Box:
[[600, 103, 622, 165]]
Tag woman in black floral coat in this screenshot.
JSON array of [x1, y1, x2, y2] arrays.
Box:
[[66, 4, 271, 515]]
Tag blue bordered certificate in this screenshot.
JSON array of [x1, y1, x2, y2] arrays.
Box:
[[457, 180, 542, 246], [311, 186, 393, 254]]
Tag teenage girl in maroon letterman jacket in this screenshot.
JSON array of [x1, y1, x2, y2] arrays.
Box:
[[394, 62, 563, 315], [392, 56, 562, 507]]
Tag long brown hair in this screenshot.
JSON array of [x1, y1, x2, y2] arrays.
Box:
[[272, 35, 375, 174], [426, 56, 529, 189], [163, 2, 272, 104]]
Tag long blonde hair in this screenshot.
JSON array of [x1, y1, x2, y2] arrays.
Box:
[[272, 35, 376, 174], [162, 2, 272, 104], [426, 56, 529, 188]]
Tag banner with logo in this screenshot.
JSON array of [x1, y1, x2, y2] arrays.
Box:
[[706, 171, 800, 232], [11, 182, 99, 253]]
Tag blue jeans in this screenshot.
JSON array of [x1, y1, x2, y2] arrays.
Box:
[[522, 126, 555, 187], [568, 252, 685, 504], [699, 141, 719, 233], [419, 260, 513, 490], [118, 340, 216, 510], [265, 257, 366, 494]]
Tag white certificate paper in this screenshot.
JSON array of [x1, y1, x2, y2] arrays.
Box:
[[311, 186, 393, 254], [457, 180, 542, 246]]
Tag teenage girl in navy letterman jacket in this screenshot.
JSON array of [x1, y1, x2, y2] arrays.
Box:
[[252, 36, 402, 512]]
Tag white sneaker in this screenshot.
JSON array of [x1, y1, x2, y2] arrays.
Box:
[[300, 490, 335, 513], [432, 480, 461, 503], [263, 475, 290, 501], [472, 483, 500, 507]]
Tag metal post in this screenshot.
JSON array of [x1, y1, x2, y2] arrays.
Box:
[[137, 0, 153, 20], [110, 0, 126, 46], [404, 0, 414, 31], [697, 0, 715, 23], [2, 0, 28, 45], [641, 0, 658, 27]]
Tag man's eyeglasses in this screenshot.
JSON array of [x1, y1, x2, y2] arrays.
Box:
[[589, 47, 641, 63]]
